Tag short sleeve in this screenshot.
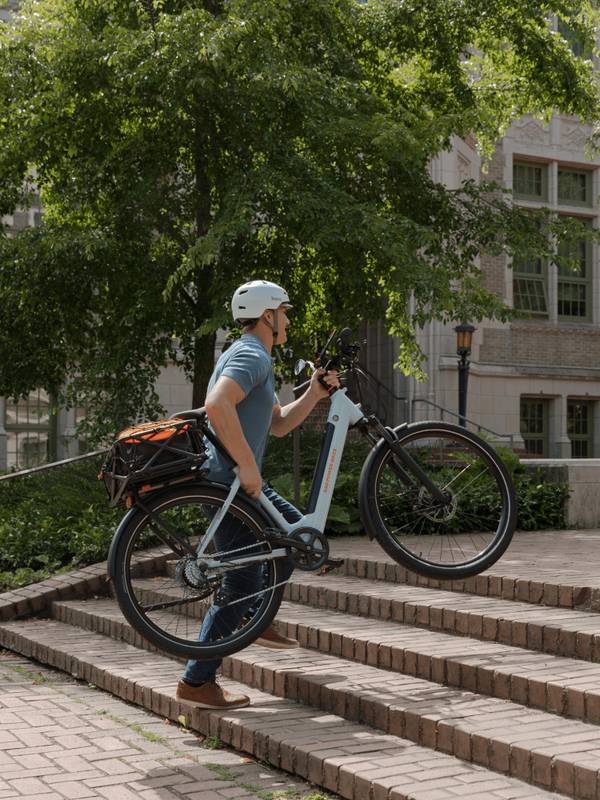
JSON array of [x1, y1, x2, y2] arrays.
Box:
[[221, 349, 270, 396]]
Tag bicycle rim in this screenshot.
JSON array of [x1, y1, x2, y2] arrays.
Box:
[[117, 489, 282, 657], [372, 427, 514, 571]]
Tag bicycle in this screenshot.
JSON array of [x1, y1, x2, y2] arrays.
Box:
[[101, 328, 517, 661]]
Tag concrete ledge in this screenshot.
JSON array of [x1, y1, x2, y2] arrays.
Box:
[[522, 459, 600, 528]]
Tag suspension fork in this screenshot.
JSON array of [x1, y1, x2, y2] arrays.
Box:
[[363, 419, 448, 504]]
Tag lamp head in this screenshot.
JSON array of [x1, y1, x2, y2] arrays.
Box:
[[454, 323, 476, 356]]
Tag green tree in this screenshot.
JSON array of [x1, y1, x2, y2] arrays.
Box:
[[0, 0, 598, 440]]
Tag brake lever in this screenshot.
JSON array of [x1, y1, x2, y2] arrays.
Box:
[[316, 329, 338, 367]]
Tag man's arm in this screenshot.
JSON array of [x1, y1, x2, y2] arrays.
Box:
[[271, 369, 340, 438], [204, 376, 262, 498]]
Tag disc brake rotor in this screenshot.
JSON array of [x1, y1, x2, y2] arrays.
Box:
[[416, 486, 458, 523]]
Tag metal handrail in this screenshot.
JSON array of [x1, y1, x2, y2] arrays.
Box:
[[411, 398, 516, 446], [0, 449, 107, 482], [355, 363, 409, 424]]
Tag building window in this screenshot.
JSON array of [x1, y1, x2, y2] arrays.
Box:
[[513, 161, 548, 202], [513, 229, 548, 317], [5, 389, 56, 469], [520, 398, 549, 456], [558, 168, 593, 207], [567, 400, 593, 458], [557, 221, 592, 321]]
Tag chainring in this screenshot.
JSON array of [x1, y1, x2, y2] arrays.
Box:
[[288, 527, 329, 571]]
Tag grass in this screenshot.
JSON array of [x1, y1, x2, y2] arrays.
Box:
[[203, 763, 333, 800], [94, 709, 169, 745], [205, 762, 237, 781], [7, 664, 52, 683], [203, 734, 225, 750]]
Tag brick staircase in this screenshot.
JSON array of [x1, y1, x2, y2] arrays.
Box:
[[2, 533, 600, 800]]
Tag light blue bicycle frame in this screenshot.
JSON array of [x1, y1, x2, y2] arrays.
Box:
[[195, 387, 366, 568]]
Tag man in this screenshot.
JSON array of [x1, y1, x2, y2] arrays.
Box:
[[175, 280, 340, 709]]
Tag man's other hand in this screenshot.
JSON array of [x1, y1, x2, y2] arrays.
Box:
[[239, 462, 263, 499]]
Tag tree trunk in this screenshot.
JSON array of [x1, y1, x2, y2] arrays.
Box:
[[192, 331, 217, 408], [191, 98, 217, 409]]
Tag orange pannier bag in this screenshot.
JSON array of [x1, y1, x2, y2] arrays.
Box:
[[99, 418, 208, 506]]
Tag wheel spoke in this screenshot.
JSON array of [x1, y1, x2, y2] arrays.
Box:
[[117, 490, 284, 658], [372, 428, 513, 572]]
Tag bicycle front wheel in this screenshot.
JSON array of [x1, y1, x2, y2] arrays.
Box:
[[359, 422, 517, 579], [110, 484, 286, 660]]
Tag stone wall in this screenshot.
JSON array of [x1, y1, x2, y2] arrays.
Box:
[[523, 459, 600, 528]]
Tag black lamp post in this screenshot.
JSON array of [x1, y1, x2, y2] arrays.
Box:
[[454, 323, 476, 428]]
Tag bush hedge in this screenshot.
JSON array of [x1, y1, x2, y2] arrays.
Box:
[[0, 430, 569, 592], [0, 457, 120, 592]]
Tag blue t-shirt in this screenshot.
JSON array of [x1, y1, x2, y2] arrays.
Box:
[[204, 334, 276, 484]]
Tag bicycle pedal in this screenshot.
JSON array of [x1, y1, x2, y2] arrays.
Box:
[[316, 558, 344, 574]]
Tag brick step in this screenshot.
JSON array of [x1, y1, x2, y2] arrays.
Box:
[[78, 578, 600, 725], [44, 597, 600, 799], [274, 602, 600, 724], [162, 538, 598, 612], [0, 618, 564, 800], [283, 572, 600, 662], [326, 534, 600, 611]]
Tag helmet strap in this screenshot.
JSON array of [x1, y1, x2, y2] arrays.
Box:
[[265, 309, 279, 344]]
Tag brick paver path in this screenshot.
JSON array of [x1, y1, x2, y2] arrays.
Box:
[[0, 650, 332, 800], [330, 530, 600, 588]]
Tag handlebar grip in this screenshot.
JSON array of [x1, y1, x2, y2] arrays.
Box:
[[318, 374, 337, 395]]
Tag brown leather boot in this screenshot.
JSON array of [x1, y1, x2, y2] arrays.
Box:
[[175, 680, 250, 709], [254, 623, 299, 650]]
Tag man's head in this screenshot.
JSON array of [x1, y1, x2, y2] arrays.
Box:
[[232, 280, 292, 345]]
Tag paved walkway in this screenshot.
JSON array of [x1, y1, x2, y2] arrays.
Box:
[[330, 529, 600, 588], [0, 651, 332, 800]]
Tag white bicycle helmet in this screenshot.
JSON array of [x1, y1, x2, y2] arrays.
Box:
[[231, 280, 292, 323]]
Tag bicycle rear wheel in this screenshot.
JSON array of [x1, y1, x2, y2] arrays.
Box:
[[359, 422, 517, 579], [110, 484, 286, 659]]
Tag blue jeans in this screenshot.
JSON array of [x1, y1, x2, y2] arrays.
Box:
[[181, 484, 301, 685]]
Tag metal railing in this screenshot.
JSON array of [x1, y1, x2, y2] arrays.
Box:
[[0, 449, 106, 482], [353, 366, 517, 446], [355, 364, 409, 425], [410, 398, 516, 447]]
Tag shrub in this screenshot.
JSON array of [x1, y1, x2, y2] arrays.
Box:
[[0, 456, 120, 590]]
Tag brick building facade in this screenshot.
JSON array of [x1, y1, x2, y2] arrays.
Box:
[[410, 114, 600, 458]]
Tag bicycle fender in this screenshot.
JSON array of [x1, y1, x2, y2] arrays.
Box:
[[106, 506, 139, 581], [105, 479, 279, 580]]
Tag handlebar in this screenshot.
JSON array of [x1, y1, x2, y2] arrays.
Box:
[[293, 326, 361, 398]]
